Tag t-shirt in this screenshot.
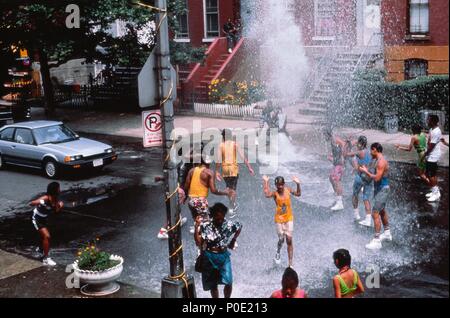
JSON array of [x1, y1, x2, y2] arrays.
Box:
[[200, 220, 242, 250], [427, 127, 442, 163]]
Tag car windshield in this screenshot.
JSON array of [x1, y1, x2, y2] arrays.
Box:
[[33, 124, 79, 145]]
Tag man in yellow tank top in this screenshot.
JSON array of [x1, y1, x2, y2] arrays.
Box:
[[263, 175, 301, 268], [185, 155, 230, 234], [215, 129, 255, 218]]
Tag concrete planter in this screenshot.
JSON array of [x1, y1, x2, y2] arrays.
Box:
[[73, 255, 123, 296], [384, 112, 398, 134]]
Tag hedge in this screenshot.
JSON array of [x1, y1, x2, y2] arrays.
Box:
[[328, 74, 449, 132]]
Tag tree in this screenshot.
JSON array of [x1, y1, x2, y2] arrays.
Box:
[[0, 0, 205, 115]]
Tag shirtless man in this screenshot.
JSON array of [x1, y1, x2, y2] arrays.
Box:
[[359, 143, 392, 250], [185, 155, 230, 234]]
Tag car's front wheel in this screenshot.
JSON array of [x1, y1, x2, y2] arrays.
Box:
[[43, 159, 58, 179]]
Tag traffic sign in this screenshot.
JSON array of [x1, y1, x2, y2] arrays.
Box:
[[138, 49, 177, 108], [142, 110, 163, 147]]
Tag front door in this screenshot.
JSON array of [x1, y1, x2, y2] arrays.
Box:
[[357, 0, 381, 47]]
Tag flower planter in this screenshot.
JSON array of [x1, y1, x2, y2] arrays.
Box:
[[73, 255, 124, 296]]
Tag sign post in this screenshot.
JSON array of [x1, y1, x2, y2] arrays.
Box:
[[136, 0, 196, 298]]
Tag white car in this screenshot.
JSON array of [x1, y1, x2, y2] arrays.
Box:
[[0, 121, 117, 178]]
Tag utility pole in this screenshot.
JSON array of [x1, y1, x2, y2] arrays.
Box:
[[152, 0, 196, 298]]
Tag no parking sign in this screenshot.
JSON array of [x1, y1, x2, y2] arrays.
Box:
[[143, 110, 163, 148]]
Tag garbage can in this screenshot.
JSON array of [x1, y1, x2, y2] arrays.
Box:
[[419, 110, 446, 132], [384, 112, 398, 134]]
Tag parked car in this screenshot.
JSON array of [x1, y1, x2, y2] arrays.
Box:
[[0, 121, 117, 178]]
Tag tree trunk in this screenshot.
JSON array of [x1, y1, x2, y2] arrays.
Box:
[[39, 49, 55, 117]]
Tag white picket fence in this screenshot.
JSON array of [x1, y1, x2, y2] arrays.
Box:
[[193, 102, 263, 118]]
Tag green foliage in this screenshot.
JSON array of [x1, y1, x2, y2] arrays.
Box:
[[0, 0, 204, 67], [76, 240, 120, 271], [331, 74, 449, 131]]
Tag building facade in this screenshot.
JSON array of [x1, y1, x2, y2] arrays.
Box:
[[174, 0, 240, 47], [382, 0, 449, 82]]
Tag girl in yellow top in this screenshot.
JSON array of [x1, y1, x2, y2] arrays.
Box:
[[263, 175, 301, 268]]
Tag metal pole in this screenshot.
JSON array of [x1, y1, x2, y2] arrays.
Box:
[[155, 0, 195, 298]]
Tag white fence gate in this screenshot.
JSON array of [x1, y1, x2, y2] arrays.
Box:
[[193, 102, 263, 119]]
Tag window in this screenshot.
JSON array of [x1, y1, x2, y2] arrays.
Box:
[[176, 0, 189, 39], [0, 128, 14, 141], [204, 0, 219, 38], [314, 0, 336, 37], [409, 0, 429, 34], [33, 124, 78, 145], [14, 128, 34, 145], [405, 59, 428, 80]]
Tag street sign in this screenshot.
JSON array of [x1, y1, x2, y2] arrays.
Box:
[[142, 110, 163, 147], [138, 49, 178, 108]]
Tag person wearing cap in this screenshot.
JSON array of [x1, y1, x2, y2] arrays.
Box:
[[262, 175, 301, 267], [215, 129, 255, 218], [185, 154, 230, 234], [346, 136, 373, 226]]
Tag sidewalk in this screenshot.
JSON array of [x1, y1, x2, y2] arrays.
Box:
[[31, 107, 449, 167], [0, 250, 158, 298]]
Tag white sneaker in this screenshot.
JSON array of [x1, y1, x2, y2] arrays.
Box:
[[359, 217, 372, 227], [274, 252, 281, 265], [190, 226, 195, 234], [425, 192, 434, 198], [43, 257, 57, 266], [228, 48, 232, 54], [331, 201, 344, 211], [354, 210, 361, 221], [180, 217, 187, 227], [157, 228, 168, 239], [365, 238, 382, 250], [380, 230, 392, 242], [228, 209, 237, 219], [427, 192, 441, 202]]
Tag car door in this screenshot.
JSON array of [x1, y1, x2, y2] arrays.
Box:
[[12, 128, 41, 168], [0, 127, 16, 164]]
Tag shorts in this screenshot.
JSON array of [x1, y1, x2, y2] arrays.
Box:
[[352, 174, 373, 201], [373, 186, 390, 212], [426, 161, 438, 178], [188, 197, 209, 219], [417, 152, 426, 171], [276, 221, 294, 239], [201, 250, 232, 291], [32, 214, 48, 231], [330, 165, 344, 182], [223, 176, 239, 190]]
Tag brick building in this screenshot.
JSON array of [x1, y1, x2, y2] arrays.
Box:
[[382, 0, 449, 82], [173, 0, 240, 47]]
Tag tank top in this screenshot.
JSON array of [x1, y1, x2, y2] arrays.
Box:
[[271, 289, 306, 298], [221, 141, 239, 177], [33, 199, 56, 218], [373, 159, 389, 192], [336, 270, 359, 296], [358, 150, 373, 184], [332, 141, 343, 166], [189, 167, 209, 198], [274, 188, 293, 223], [414, 133, 427, 154]]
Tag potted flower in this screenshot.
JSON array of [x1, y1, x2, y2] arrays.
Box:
[[73, 239, 124, 296]]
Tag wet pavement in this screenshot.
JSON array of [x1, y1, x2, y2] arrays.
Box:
[[0, 134, 448, 297]]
